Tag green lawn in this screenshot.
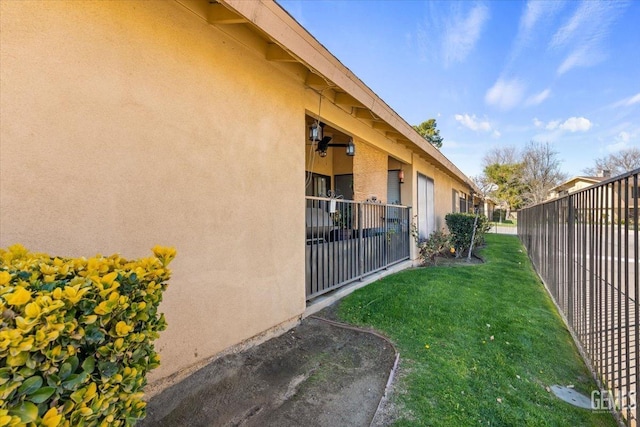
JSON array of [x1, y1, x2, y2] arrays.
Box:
[[337, 234, 616, 426]]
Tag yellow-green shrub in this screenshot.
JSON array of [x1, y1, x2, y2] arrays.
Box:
[[0, 244, 175, 427]]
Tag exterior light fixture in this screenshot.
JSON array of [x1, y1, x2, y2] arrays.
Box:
[[311, 123, 355, 157], [316, 137, 354, 157], [398, 169, 405, 184], [345, 139, 355, 156], [316, 136, 356, 157], [309, 122, 323, 142]]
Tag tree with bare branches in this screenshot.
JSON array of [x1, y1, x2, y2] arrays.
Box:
[[583, 147, 640, 177], [482, 146, 519, 169], [521, 141, 567, 205], [478, 142, 566, 212]]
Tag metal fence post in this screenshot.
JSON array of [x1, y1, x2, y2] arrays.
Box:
[[567, 194, 575, 326]]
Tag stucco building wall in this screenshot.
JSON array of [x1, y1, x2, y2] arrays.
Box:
[[412, 156, 472, 230], [1, 0, 480, 390], [0, 0, 306, 382], [352, 143, 388, 202]]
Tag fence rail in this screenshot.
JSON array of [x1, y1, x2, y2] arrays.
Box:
[[519, 169, 639, 425], [305, 196, 411, 300]]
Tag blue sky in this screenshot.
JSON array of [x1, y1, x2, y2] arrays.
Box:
[[278, 0, 640, 179]]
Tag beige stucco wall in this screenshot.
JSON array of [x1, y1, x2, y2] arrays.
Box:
[[571, 181, 598, 193], [0, 0, 306, 383], [412, 155, 471, 231], [352, 142, 388, 202], [333, 151, 354, 176], [1, 0, 479, 391]]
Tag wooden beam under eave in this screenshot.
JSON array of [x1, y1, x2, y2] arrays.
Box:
[[334, 92, 365, 108], [208, 3, 247, 24], [305, 72, 331, 89], [353, 107, 380, 120], [371, 121, 391, 131], [386, 131, 404, 140], [265, 43, 296, 62], [397, 138, 413, 147]]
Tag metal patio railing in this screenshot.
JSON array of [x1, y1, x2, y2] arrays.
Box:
[[519, 169, 639, 425], [305, 196, 411, 300]]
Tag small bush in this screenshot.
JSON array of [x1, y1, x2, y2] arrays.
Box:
[[411, 225, 451, 265], [0, 244, 175, 426], [445, 213, 490, 257]]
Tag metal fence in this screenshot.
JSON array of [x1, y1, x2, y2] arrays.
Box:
[[489, 224, 518, 235], [305, 196, 411, 300], [518, 169, 639, 425]]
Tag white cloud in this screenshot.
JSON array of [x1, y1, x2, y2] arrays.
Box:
[[618, 131, 631, 143], [559, 117, 592, 132], [611, 92, 640, 108], [442, 4, 489, 66], [606, 130, 639, 152], [521, 1, 546, 33], [557, 46, 603, 76], [485, 78, 526, 110], [629, 93, 640, 106], [500, 2, 565, 72], [546, 120, 561, 130], [606, 132, 631, 152], [550, 4, 589, 48], [550, 1, 627, 75], [525, 89, 551, 106], [533, 117, 593, 133], [518, 1, 565, 45], [492, 130, 501, 138], [454, 113, 492, 132]]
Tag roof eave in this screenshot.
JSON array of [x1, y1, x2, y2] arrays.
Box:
[[218, 0, 478, 193]]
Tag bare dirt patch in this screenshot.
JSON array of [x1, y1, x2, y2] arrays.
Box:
[[140, 313, 397, 427]]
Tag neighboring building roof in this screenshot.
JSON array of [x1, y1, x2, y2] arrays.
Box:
[[209, 0, 480, 194], [550, 176, 606, 193]]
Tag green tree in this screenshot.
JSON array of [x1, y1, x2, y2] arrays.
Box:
[[413, 119, 443, 149], [484, 162, 526, 217], [479, 143, 566, 212]]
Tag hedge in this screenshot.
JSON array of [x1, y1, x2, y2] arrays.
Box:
[[0, 244, 175, 427], [445, 212, 490, 257]]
